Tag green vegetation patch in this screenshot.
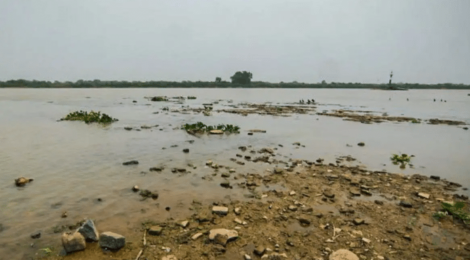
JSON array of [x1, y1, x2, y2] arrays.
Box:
[[182, 122, 240, 134], [61, 110, 118, 124], [391, 153, 412, 164], [434, 202, 469, 224]]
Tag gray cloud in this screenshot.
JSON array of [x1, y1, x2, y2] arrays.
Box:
[[1, 0, 469, 83]]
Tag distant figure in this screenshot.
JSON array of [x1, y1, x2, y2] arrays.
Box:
[[441, 99, 443, 102], [445, 100, 447, 102], [407, 98, 409, 101], [434, 99, 436, 102], [389, 98, 391, 101], [307, 100, 311, 104], [311, 99, 315, 103]]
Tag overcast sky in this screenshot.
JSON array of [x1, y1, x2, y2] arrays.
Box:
[[1, 0, 469, 84]]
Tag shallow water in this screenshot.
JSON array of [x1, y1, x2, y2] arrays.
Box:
[[0, 88, 469, 259]]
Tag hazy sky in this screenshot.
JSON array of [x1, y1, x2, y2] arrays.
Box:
[[1, 0, 469, 83]]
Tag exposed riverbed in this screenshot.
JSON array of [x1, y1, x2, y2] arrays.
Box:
[[0, 88, 469, 260]]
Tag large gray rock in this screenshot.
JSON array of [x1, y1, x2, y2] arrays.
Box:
[[62, 232, 86, 253], [329, 249, 359, 260], [99, 232, 125, 250], [78, 219, 99, 242]]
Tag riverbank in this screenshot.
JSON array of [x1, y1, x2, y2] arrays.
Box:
[[36, 153, 470, 260]]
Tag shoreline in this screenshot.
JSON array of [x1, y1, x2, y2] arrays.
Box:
[[30, 152, 470, 260]]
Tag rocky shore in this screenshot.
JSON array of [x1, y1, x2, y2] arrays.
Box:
[[37, 149, 469, 260]]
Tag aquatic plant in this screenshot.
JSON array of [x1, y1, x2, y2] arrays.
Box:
[[181, 122, 240, 134], [434, 202, 470, 224], [187, 96, 197, 100], [411, 119, 420, 124], [150, 96, 168, 102], [61, 110, 118, 124], [391, 154, 411, 163]]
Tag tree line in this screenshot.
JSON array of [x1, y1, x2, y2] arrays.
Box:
[[1, 71, 469, 89]]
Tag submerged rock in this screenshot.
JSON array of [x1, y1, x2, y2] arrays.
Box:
[[62, 231, 86, 253], [78, 219, 99, 242], [140, 189, 159, 199], [99, 232, 125, 250], [357, 142, 365, 147], [31, 231, 41, 239], [122, 160, 139, 166], [15, 177, 33, 187]]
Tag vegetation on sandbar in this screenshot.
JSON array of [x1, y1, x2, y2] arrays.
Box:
[[434, 202, 470, 224], [61, 110, 118, 124], [182, 122, 240, 134]]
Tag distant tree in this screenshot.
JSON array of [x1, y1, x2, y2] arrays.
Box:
[[230, 71, 253, 84], [321, 80, 327, 84], [215, 77, 222, 83]]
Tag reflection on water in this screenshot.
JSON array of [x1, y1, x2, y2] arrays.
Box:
[[0, 88, 469, 259]]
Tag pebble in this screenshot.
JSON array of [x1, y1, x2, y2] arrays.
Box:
[[191, 233, 203, 240], [183, 149, 189, 153], [353, 218, 365, 225], [180, 221, 189, 228], [399, 200, 413, 208], [357, 142, 365, 147], [245, 254, 252, 260], [208, 229, 238, 241], [418, 192, 430, 199], [132, 185, 139, 192], [148, 226, 163, 236], [234, 207, 241, 215], [30, 232, 41, 239], [212, 206, 229, 215], [254, 245, 266, 256]]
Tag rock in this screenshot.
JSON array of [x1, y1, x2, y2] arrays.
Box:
[[191, 232, 203, 240], [62, 232, 86, 253], [15, 177, 33, 187], [132, 185, 139, 192], [353, 219, 364, 225], [78, 219, 99, 242], [262, 253, 288, 259], [99, 232, 125, 250], [210, 130, 224, 134], [140, 189, 159, 199], [245, 254, 253, 260], [220, 181, 231, 188], [124, 127, 132, 131], [403, 234, 412, 241], [209, 229, 238, 242], [206, 160, 213, 166], [254, 245, 266, 256], [149, 167, 164, 172], [349, 188, 361, 196], [288, 205, 298, 211], [148, 226, 163, 236], [212, 206, 229, 215], [162, 255, 178, 260], [323, 189, 335, 198], [214, 233, 228, 246], [122, 160, 138, 166], [329, 249, 359, 260], [248, 132, 253, 135], [374, 200, 384, 205], [417, 192, 430, 199], [234, 207, 241, 215], [31, 231, 41, 239], [399, 200, 413, 208], [299, 217, 311, 226], [274, 168, 284, 174], [259, 148, 274, 154], [357, 142, 365, 147], [221, 173, 230, 178], [183, 149, 189, 153], [180, 221, 189, 228], [430, 175, 440, 181]]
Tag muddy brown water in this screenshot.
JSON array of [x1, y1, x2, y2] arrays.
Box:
[[0, 88, 469, 259]]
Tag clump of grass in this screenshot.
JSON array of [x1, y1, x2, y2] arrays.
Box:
[[411, 119, 420, 124], [182, 122, 240, 134], [391, 153, 413, 169], [434, 202, 469, 224], [61, 110, 118, 124]]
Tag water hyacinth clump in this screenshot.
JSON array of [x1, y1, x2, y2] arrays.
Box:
[[182, 122, 240, 134], [61, 110, 118, 124]]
